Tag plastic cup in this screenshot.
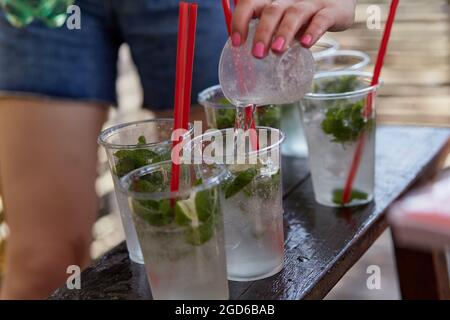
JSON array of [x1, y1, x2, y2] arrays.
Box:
[[281, 50, 371, 158], [300, 71, 382, 207], [186, 127, 285, 281], [120, 161, 229, 300], [311, 37, 340, 60], [315, 50, 371, 73], [98, 119, 191, 263]]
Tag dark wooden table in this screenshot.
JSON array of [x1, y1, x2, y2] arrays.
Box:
[[51, 126, 450, 300]]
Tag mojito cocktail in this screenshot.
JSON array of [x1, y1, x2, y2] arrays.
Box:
[[300, 71, 380, 207], [188, 127, 285, 281], [223, 161, 284, 281], [281, 50, 370, 158], [98, 119, 187, 263], [120, 161, 229, 300]]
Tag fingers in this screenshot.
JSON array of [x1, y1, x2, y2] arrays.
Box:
[[270, 2, 317, 53], [251, 1, 288, 58], [231, 0, 269, 47], [300, 8, 336, 48], [232, 0, 355, 56]]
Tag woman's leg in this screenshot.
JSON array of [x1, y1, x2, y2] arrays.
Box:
[[0, 97, 108, 299]]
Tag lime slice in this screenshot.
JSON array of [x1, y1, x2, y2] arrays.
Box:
[[175, 188, 219, 246], [175, 198, 199, 227]]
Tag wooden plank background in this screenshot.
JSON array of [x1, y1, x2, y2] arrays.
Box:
[[330, 0, 450, 127]]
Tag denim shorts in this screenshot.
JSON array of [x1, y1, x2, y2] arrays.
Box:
[[0, 0, 227, 110]]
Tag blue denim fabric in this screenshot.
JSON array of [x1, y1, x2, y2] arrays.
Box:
[[0, 0, 228, 109]]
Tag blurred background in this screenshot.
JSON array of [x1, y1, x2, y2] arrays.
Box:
[[0, 0, 449, 299]]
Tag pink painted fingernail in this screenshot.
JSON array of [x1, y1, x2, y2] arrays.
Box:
[[252, 42, 265, 58], [231, 32, 241, 47], [300, 34, 312, 47], [271, 36, 285, 52]]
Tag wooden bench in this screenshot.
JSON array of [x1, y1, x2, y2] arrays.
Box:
[[50, 125, 450, 300]]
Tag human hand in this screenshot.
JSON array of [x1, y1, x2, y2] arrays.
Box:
[[231, 0, 356, 58]]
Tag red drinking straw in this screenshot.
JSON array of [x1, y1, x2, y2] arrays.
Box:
[[172, 2, 188, 136], [221, 0, 232, 35], [171, 2, 198, 196], [182, 3, 198, 130], [341, 0, 399, 204]]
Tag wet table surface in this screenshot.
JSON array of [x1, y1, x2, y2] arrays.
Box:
[[51, 126, 450, 300]]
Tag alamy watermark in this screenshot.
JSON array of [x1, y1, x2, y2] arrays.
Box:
[[65, 5, 81, 30], [366, 5, 382, 30], [366, 265, 381, 290], [66, 265, 81, 290]]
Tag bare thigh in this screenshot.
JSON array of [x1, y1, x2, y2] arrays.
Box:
[[0, 97, 108, 299]]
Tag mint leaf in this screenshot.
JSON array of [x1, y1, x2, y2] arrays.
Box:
[[185, 214, 215, 246], [113, 137, 170, 177], [256, 105, 281, 128], [131, 171, 165, 193], [314, 75, 360, 94], [137, 135, 147, 145], [315, 76, 373, 144], [195, 187, 218, 222], [225, 167, 258, 199], [114, 149, 159, 177], [217, 97, 233, 106], [332, 188, 369, 205], [132, 179, 156, 193], [114, 157, 137, 178], [321, 99, 367, 143], [214, 107, 236, 129], [141, 171, 165, 189], [131, 199, 173, 226]]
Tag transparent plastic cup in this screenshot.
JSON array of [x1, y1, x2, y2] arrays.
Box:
[[282, 50, 371, 158], [120, 161, 229, 300], [219, 20, 314, 106], [186, 127, 285, 281], [198, 85, 282, 130], [315, 50, 370, 73], [311, 37, 340, 60], [300, 71, 382, 207], [98, 119, 191, 264], [281, 37, 340, 157], [280, 102, 309, 157]]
